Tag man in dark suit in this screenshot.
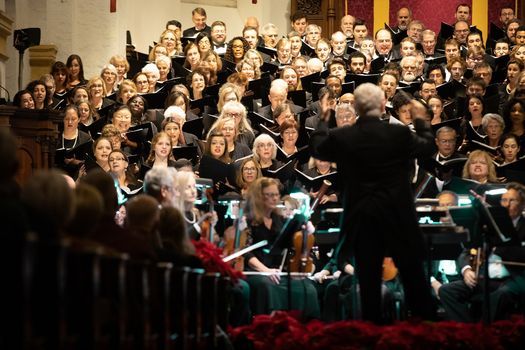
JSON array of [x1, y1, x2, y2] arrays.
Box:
[[439, 182, 525, 322], [182, 7, 211, 38], [417, 126, 466, 198], [310, 83, 437, 323], [257, 80, 303, 121]]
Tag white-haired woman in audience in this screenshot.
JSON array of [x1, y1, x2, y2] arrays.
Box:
[[252, 133, 281, 170], [482, 113, 505, 149], [142, 63, 160, 93], [100, 64, 118, 94], [155, 55, 172, 83]]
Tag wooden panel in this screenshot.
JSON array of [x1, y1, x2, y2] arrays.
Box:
[[0, 107, 62, 185]]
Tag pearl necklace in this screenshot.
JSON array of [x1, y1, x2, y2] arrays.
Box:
[[184, 210, 196, 224], [62, 130, 79, 149]]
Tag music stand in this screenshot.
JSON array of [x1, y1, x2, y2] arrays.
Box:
[[470, 196, 518, 325]]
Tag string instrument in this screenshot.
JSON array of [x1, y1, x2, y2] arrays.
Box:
[[310, 180, 332, 212], [382, 257, 398, 281], [223, 204, 246, 271], [289, 181, 331, 273], [200, 188, 215, 244], [469, 247, 483, 282]]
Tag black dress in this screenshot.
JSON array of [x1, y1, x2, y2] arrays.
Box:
[[244, 212, 320, 318]]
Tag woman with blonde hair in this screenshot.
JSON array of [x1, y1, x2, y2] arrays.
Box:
[[462, 150, 498, 183], [159, 29, 183, 57], [243, 176, 320, 317], [87, 76, 113, 110], [237, 59, 261, 80], [109, 55, 130, 85], [220, 100, 255, 147], [148, 43, 169, 62], [117, 79, 137, 104]]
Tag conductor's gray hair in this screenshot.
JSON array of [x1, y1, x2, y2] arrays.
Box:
[[144, 166, 177, 194], [354, 83, 384, 118]]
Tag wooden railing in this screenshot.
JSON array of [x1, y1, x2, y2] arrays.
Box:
[[1, 233, 231, 350]]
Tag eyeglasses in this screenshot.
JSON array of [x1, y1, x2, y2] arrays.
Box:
[[501, 198, 519, 205], [226, 112, 241, 118], [243, 167, 256, 172]]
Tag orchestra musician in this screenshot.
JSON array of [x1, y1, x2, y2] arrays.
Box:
[[439, 182, 525, 322], [243, 177, 320, 318]]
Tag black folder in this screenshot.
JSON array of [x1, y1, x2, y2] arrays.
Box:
[[198, 154, 235, 185], [295, 168, 338, 192], [55, 140, 94, 166]]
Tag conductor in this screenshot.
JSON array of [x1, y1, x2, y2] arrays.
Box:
[[310, 83, 436, 323]]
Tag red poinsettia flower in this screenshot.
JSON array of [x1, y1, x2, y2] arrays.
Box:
[[192, 239, 244, 283]]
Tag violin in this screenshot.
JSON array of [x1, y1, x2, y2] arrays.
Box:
[[289, 181, 332, 273], [223, 203, 247, 271], [289, 226, 315, 273], [200, 188, 215, 244]]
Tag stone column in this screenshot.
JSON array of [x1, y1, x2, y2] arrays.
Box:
[[0, 10, 13, 101], [28, 44, 58, 81]]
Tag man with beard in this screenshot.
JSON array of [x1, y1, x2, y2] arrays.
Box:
[[348, 51, 367, 74], [340, 15, 355, 40], [407, 20, 425, 44], [394, 7, 412, 32], [211, 21, 227, 55], [400, 56, 422, 84], [500, 7, 516, 29]]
